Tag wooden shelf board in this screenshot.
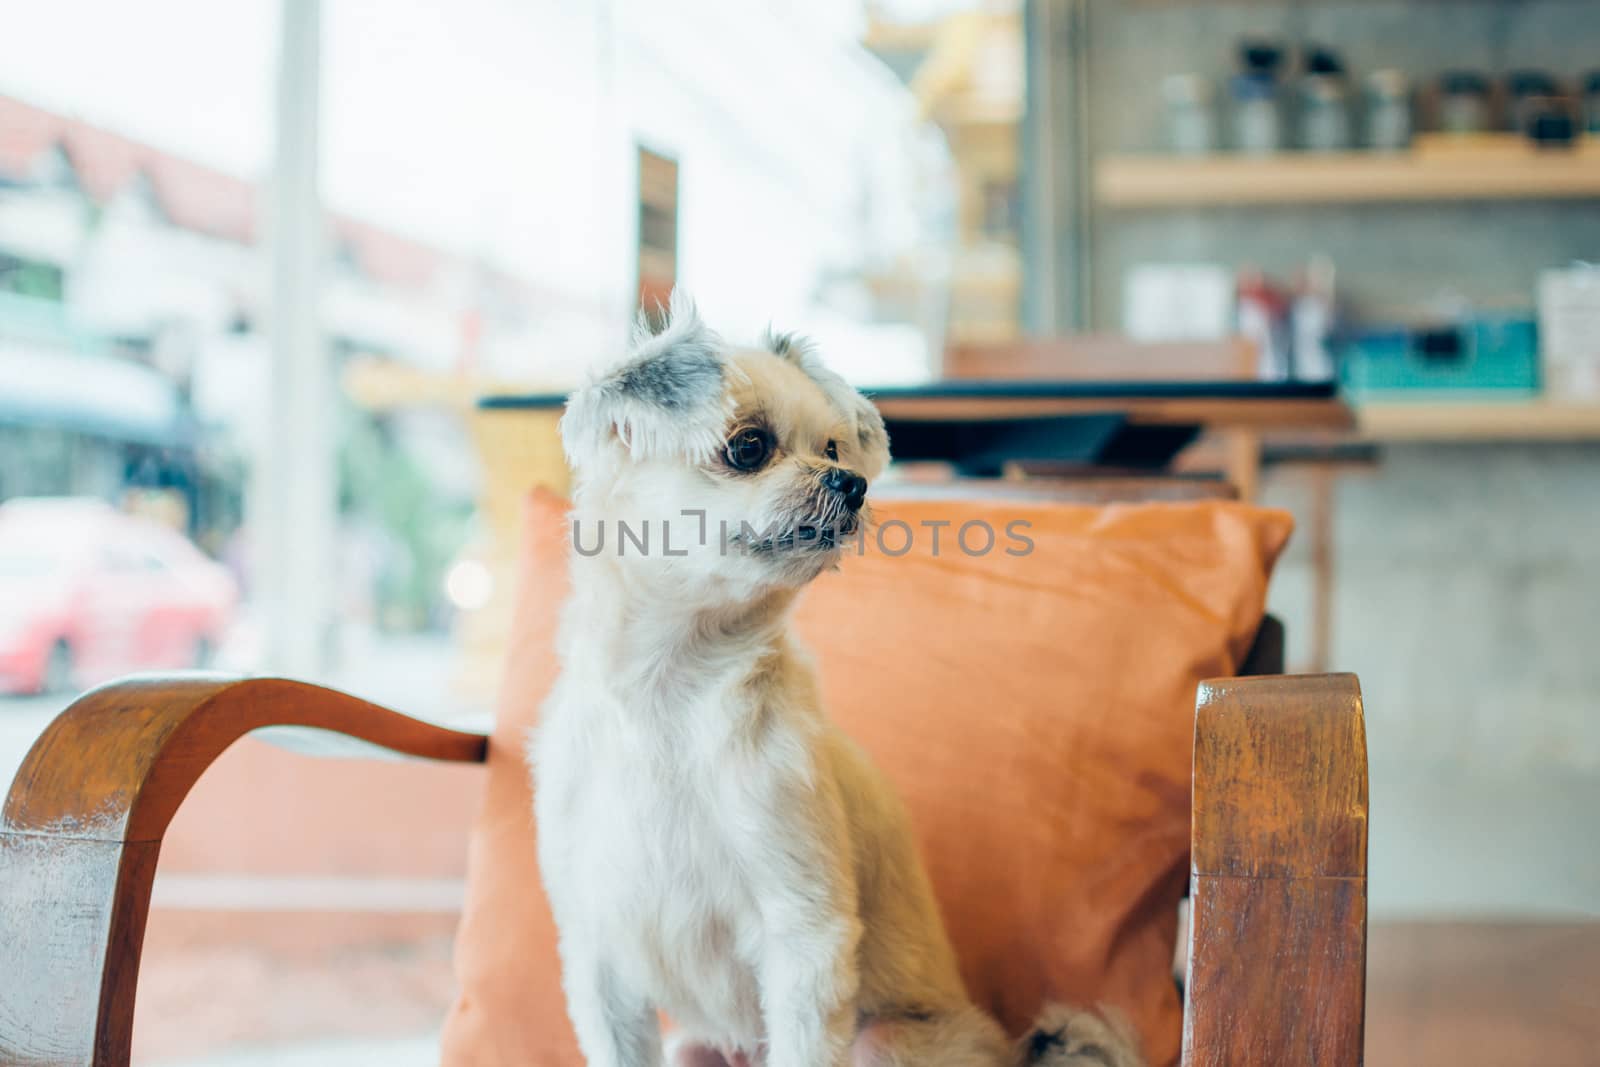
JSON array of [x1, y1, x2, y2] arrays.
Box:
[[1097, 150, 1600, 207], [1354, 400, 1600, 441]]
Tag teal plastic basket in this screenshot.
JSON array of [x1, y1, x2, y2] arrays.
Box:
[[1337, 318, 1539, 399]]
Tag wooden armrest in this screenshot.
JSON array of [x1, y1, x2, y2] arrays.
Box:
[[0, 675, 488, 1067], [1182, 673, 1367, 1067]]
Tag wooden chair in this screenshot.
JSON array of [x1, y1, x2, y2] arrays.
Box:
[[0, 481, 1367, 1067]]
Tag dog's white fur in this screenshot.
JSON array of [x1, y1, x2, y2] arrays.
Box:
[[531, 295, 1143, 1067]]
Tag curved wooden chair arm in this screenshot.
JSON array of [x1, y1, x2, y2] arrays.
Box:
[[1182, 672, 1368, 1067], [0, 675, 488, 1067]]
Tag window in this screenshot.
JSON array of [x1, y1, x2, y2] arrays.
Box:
[[0, 3, 971, 1061]]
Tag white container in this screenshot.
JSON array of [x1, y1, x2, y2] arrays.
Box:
[[1538, 265, 1600, 397]]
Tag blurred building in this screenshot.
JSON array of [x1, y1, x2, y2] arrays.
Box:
[[0, 92, 542, 505], [866, 1, 1022, 347]]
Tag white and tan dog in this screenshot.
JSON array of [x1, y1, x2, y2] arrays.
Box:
[[530, 296, 1143, 1067]]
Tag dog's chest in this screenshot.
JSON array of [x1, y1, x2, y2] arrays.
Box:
[[541, 714, 768, 1039]]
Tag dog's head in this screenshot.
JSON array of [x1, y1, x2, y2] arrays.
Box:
[[561, 293, 889, 600]]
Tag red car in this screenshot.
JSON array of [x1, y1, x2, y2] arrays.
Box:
[[0, 498, 237, 695]]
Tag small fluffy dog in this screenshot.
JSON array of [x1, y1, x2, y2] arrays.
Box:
[[531, 296, 1144, 1067]]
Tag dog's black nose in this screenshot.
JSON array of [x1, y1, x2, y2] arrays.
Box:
[[822, 468, 868, 511]]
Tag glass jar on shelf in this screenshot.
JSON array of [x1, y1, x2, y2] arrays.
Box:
[[1300, 76, 1351, 152], [1297, 47, 1351, 153], [1507, 70, 1561, 135], [1230, 40, 1285, 155], [1230, 74, 1282, 154], [1437, 71, 1490, 135], [1162, 74, 1217, 155], [1365, 69, 1412, 151]]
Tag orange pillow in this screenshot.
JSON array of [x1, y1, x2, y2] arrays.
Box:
[[441, 490, 1291, 1067]]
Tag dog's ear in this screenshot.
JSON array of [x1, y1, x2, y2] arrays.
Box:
[[764, 329, 890, 481], [848, 394, 890, 482], [562, 292, 732, 468]]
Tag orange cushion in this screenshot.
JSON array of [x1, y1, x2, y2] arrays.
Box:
[[441, 490, 1291, 1067]]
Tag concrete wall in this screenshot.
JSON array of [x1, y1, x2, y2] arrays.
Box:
[[1263, 445, 1600, 917], [1268, 443, 1600, 771]]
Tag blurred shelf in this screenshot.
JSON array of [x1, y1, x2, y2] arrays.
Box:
[[1354, 400, 1600, 442], [1096, 149, 1600, 207], [939, 100, 1023, 128]]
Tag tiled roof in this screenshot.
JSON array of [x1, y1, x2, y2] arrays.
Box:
[[0, 93, 444, 290]]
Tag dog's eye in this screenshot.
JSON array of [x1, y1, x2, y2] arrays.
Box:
[[825, 439, 839, 461], [726, 428, 773, 471]]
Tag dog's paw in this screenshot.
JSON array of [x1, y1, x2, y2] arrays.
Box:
[[1017, 1003, 1144, 1067], [663, 1034, 748, 1067]]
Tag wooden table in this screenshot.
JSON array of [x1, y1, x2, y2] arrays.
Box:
[[857, 379, 1349, 501], [478, 378, 1351, 500]]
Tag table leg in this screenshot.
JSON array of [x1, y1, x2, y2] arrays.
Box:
[[1308, 463, 1336, 675], [1223, 429, 1262, 502]]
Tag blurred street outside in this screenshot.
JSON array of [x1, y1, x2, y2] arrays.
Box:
[[0, 628, 483, 790]]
